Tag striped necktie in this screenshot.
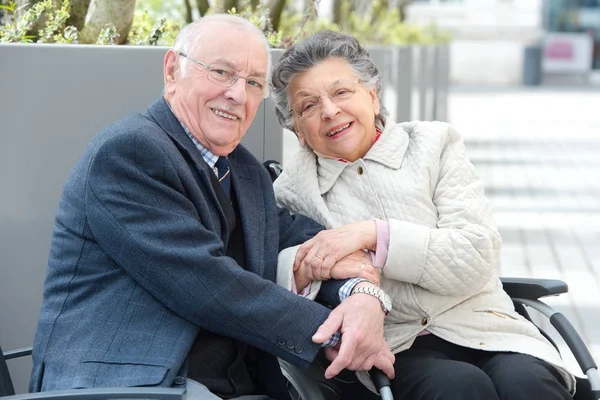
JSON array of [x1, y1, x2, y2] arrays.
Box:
[[215, 156, 231, 198]]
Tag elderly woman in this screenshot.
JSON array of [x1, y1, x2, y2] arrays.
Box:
[[270, 30, 574, 400]]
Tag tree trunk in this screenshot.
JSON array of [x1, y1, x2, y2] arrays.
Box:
[[222, 0, 237, 12], [267, 0, 286, 31], [398, 0, 412, 22], [183, 0, 193, 23], [66, 0, 92, 31], [196, 0, 210, 17], [332, 0, 342, 25], [249, 0, 259, 10], [79, 0, 136, 44]]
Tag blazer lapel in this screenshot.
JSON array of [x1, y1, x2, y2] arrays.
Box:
[[230, 157, 266, 276], [147, 97, 230, 239]]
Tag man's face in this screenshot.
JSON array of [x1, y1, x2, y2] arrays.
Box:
[[164, 25, 268, 156]]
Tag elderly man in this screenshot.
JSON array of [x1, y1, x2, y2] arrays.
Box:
[[30, 14, 394, 400]]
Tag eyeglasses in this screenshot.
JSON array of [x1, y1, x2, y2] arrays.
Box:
[[178, 52, 267, 98], [290, 79, 361, 119]]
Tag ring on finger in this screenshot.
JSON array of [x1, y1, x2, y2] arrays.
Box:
[[360, 263, 366, 271], [316, 254, 324, 261]]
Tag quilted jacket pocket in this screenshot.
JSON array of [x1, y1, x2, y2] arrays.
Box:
[[474, 308, 519, 320]]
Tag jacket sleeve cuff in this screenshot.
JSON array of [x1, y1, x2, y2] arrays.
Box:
[[277, 245, 321, 300], [384, 219, 430, 283]]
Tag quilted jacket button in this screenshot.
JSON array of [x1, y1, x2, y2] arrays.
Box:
[[421, 316, 429, 326], [277, 336, 286, 346], [357, 166, 364, 175], [173, 376, 186, 385]]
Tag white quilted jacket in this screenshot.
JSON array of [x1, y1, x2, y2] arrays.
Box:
[[274, 121, 575, 393]]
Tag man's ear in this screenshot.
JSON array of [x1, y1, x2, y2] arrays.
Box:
[[163, 49, 179, 91]]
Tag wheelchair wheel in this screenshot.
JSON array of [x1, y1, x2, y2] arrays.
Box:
[[279, 359, 326, 400]]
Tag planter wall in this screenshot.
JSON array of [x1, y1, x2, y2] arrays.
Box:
[[0, 42, 448, 393]]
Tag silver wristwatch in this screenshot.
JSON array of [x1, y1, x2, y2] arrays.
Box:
[[351, 284, 392, 315]]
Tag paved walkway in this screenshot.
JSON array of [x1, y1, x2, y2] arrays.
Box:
[[450, 86, 600, 377]]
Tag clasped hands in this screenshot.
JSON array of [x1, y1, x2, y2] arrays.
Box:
[[294, 220, 395, 380], [293, 220, 382, 289]]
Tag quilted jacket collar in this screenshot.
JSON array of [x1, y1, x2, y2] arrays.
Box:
[[316, 122, 409, 194]]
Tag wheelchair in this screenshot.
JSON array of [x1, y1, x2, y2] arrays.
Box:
[[0, 346, 185, 400], [2, 167, 598, 400], [264, 160, 600, 400]]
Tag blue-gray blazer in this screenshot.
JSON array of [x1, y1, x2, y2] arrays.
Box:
[[30, 98, 335, 397]]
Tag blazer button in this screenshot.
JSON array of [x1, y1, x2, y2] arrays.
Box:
[[357, 166, 364, 175], [277, 336, 286, 346], [286, 340, 295, 350], [173, 376, 186, 385], [421, 317, 429, 326], [294, 345, 303, 354]]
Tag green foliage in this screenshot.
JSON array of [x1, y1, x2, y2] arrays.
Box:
[[225, 4, 282, 48], [0, 0, 450, 47], [128, 10, 179, 46], [0, 0, 178, 45], [96, 24, 119, 45], [135, 0, 185, 26], [277, 0, 451, 47], [38, 0, 78, 43], [1, 0, 52, 42]]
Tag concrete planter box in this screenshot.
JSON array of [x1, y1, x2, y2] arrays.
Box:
[[0, 42, 448, 393]]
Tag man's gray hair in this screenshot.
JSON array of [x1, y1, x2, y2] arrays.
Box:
[[271, 30, 388, 133], [172, 14, 272, 95]]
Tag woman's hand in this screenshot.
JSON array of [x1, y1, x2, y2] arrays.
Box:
[[293, 263, 313, 293], [330, 251, 381, 285], [294, 220, 378, 281]]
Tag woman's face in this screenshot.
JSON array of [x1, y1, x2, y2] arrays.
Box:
[[287, 57, 380, 162]]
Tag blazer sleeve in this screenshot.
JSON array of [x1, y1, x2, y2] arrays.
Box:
[[84, 132, 329, 369], [382, 124, 502, 297], [276, 207, 352, 306]]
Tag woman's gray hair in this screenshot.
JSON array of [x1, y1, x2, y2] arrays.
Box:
[[271, 30, 388, 133]]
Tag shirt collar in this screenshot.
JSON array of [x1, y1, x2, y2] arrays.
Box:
[[315, 123, 409, 195], [165, 100, 220, 169], [179, 122, 219, 169]]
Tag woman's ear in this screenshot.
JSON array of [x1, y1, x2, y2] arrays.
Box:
[[293, 123, 307, 147], [369, 88, 380, 116], [297, 133, 306, 147]]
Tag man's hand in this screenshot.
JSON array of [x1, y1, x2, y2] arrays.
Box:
[[294, 221, 377, 281], [312, 284, 395, 380]]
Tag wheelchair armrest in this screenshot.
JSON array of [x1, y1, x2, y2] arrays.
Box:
[[1, 387, 186, 400], [3, 347, 32, 361], [500, 277, 568, 300]]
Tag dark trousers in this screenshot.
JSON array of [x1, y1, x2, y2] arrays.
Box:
[[391, 334, 571, 400]]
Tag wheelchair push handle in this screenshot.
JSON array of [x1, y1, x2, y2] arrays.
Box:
[[369, 368, 394, 400]]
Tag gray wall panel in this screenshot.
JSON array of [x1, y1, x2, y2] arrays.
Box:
[[1, 41, 448, 394], [0, 43, 267, 393]]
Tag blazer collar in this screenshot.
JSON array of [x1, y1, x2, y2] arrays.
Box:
[[148, 98, 267, 275], [317, 122, 409, 195]]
